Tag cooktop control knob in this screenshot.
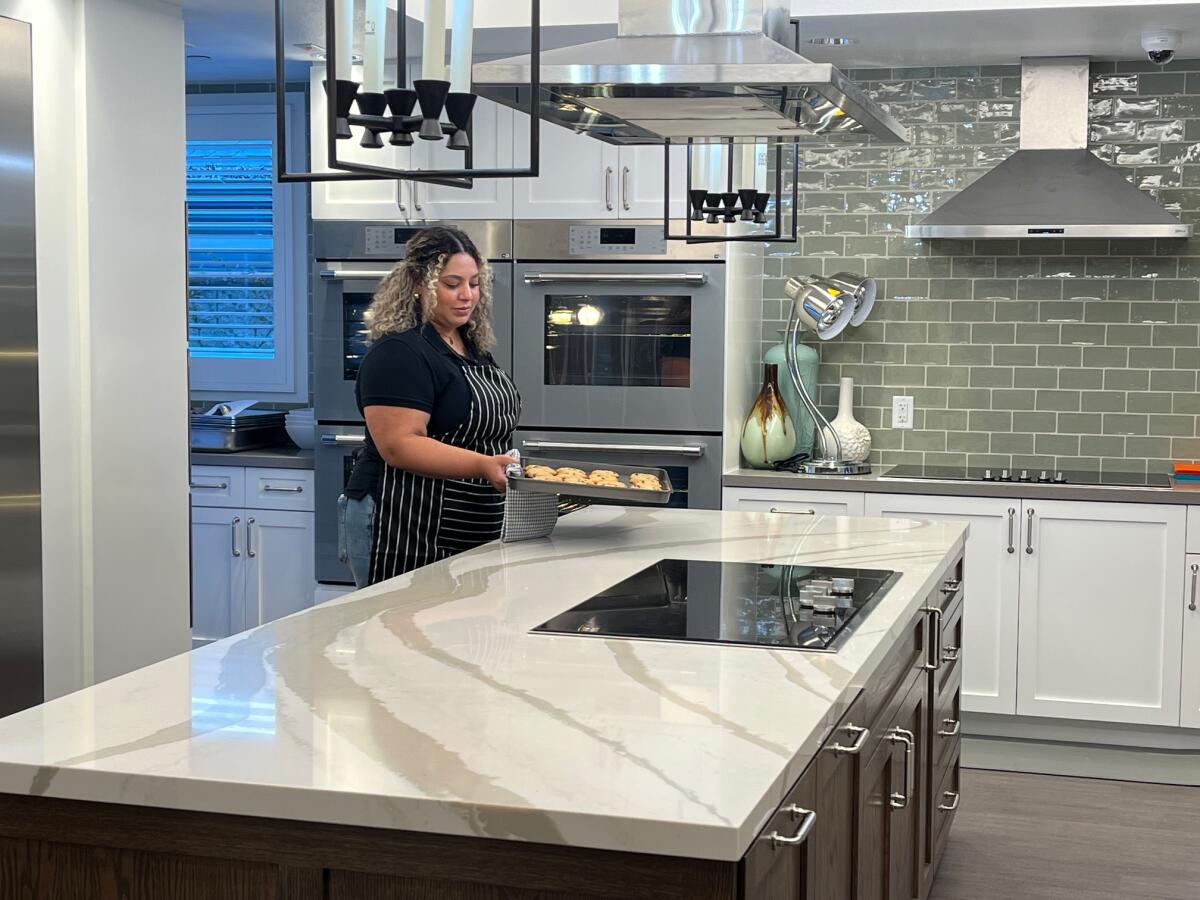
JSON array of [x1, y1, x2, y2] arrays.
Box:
[[1018, 470, 1031, 482], [1038, 470, 1051, 483], [830, 577, 855, 596], [982, 469, 995, 481], [1054, 471, 1067, 484], [1000, 469, 1011, 481]]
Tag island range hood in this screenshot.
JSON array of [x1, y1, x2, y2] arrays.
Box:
[[907, 57, 1191, 239], [472, 0, 907, 145]]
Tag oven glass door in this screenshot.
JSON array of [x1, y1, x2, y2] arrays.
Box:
[[316, 262, 513, 424], [514, 263, 724, 433]]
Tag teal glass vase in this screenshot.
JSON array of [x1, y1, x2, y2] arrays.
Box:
[[764, 332, 820, 457]]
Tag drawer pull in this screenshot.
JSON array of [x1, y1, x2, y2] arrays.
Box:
[[887, 727, 914, 810], [766, 806, 818, 848], [263, 484, 304, 493], [190, 481, 229, 490], [830, 723, 869, 756], [922, 606, 944, 671], [937, 718, 961, 737], [769, 507, 816, 515], [938, 790, 961, 812], [942, 645, 960, 662]]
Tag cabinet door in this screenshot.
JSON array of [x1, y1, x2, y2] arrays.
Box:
[[1183, 556, 1200, 728], [724, 486, 866, 517], [310, 66, 415, 221], [865, 493, 1020, 716], [1017, 499, 1186, 726], [191, 507, 244, 644], [512, 112, 619, 219], [244, 509, 315, 630], [411, 93, 514, 219], [741, 764, 818, 900], [617, 143, 686, 219], [811, 712, 867, 900]]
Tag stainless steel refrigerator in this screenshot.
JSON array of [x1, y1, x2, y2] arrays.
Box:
[[0, 14, 43, 718]]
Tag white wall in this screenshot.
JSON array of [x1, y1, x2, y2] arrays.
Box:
[[1, 0, 191, 697]]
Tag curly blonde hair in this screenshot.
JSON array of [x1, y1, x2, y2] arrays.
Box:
[[365, 225, 496, 351]]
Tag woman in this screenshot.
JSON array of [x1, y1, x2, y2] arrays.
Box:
[[338, 225, 520, 588]]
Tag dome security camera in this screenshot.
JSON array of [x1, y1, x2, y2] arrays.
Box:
[[1142, 30, 1182, 65]]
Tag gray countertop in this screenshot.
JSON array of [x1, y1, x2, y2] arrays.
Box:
[[724, 467, 1200, 506], [191, 445, 314, 470]]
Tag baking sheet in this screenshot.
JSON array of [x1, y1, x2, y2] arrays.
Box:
[[508, 456, 673, 505]]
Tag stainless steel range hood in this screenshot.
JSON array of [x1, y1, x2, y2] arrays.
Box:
[[907, 57, 1191, 239], [472, 0, 907, 145]]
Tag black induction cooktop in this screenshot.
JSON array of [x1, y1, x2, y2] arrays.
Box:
[[532, 559, 900, 653], [883, 464, 1170, 488]]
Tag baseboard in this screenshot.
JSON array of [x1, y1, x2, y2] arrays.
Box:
[[962, 735, 1200, 786]]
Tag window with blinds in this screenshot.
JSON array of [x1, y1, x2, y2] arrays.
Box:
[[185, 139, 277, 360]]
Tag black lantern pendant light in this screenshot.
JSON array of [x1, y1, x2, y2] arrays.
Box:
[[273, 0, 542, 185]]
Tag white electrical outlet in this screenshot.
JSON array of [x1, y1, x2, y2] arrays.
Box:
[[893, 395, 915, 430]]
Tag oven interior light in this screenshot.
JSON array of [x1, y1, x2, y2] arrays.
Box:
[[576, 304, 603, 327]]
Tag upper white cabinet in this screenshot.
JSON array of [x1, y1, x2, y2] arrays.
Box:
[[723, 486, 866, 517], [864, 494, 1020, 716], [1016, 500, 1185, 727], [618, 143, 689, 219], [513, 111, 620, 219]]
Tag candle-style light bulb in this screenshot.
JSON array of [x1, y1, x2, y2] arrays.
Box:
[[422, 0, 447, 81], [448, 0, 474, 92], [363, 0, 388, 93]]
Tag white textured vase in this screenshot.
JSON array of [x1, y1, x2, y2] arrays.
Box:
[[820, 377, 871, 463]]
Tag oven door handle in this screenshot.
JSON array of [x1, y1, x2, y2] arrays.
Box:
[[522, 272, 708, 286], [318, 268, 394, 280], [521, 440, 704, 458], [320, 434, 367, 445]]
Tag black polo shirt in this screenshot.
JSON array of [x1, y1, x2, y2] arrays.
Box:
[[346, 324, 488, 499]]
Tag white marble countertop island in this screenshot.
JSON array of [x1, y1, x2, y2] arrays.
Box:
[[0, 507, 966, 861]]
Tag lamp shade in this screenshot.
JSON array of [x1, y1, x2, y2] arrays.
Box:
[[820, 272, 878, 326], [784, 277, 853, 340]]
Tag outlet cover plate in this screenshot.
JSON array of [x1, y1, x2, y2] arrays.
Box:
[[893, 395, 915, 430]]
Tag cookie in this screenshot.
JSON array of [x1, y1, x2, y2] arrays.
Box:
[[530, 473, 562, 482], [560, 475, 589, 485], [589, 469, 620, 480], [525, 464, 555, 477], [555, 467, 587, 479]]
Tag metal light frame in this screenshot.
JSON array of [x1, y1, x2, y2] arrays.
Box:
[[663, 138, 799, 244], [273, 0, 541, 186], [783, 272, 878, 476]]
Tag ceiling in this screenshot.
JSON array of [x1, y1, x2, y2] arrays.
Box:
[[181, 0, 1200, 83]]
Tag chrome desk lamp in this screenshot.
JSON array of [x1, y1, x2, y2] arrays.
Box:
[[783, 272, 878, 476]]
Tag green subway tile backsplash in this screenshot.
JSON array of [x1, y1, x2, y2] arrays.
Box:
[[761, 63, 1200, 475]]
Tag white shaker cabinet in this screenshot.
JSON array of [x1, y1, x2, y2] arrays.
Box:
[[723, 486, 866, 517], [618, 143, 689, 219], [1181, 554, 1200, 728], [513, 111, 620, 219], [864, 494, 1021, 716], [1015, 499, 1185, 727], [190, 466, 315, 644]]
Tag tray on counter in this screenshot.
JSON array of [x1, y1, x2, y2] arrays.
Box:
[[508, 456, 673, 505]]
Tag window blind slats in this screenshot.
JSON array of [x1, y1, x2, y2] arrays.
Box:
[[186, 138, 277, 360]]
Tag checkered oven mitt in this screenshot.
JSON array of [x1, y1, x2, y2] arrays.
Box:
[[500, 449, 559, 542]]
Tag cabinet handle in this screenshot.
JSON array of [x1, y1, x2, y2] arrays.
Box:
[[937, 718, 961, 737], [830, 723, 869, 755], [231, 516, 241, 558], [922, 606, 944, 671], [621, 165, 631, 210], [766, 806, 818, 848], [1007, 507, 1016, 554], [1025, 508, 1035, 555], [769, 507, 816, 515], [263, 484, 304, 493], [395, 179, 406, 213], [604, 166, 614, 210], [247, 517, 256, 558], [191, 481, 229, 490], [941, 579, 961, 594], [1190, 563, 1198, 612], [942, 645, 961, 662], [887, 727, 915, 810], [938, 791, 961, 812], [413, 177, 422, 212]]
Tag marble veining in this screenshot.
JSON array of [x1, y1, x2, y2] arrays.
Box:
[[0, 507, 965, 861]]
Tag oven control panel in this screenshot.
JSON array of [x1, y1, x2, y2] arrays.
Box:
[[364, 225, 424, 255], [568, 225, 667, 256]]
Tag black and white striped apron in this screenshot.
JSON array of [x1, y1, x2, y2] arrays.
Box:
[[368, 358, 521, 583]]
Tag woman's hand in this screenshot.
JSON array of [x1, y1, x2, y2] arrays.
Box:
[[477, 454, 514, 494]]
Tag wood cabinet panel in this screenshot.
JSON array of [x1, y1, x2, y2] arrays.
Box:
[[889, 678, 929, 900], [814, 719, 862, 900], [741, 765, 817, 899]]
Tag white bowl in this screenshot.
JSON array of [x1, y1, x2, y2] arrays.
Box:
[[285, 421, 316, 450]]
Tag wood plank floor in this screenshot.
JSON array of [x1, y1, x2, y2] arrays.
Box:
[[929, 769, 1200, 900]]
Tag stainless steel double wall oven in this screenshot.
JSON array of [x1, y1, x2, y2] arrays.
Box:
[[313, 220, 726, 584]]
